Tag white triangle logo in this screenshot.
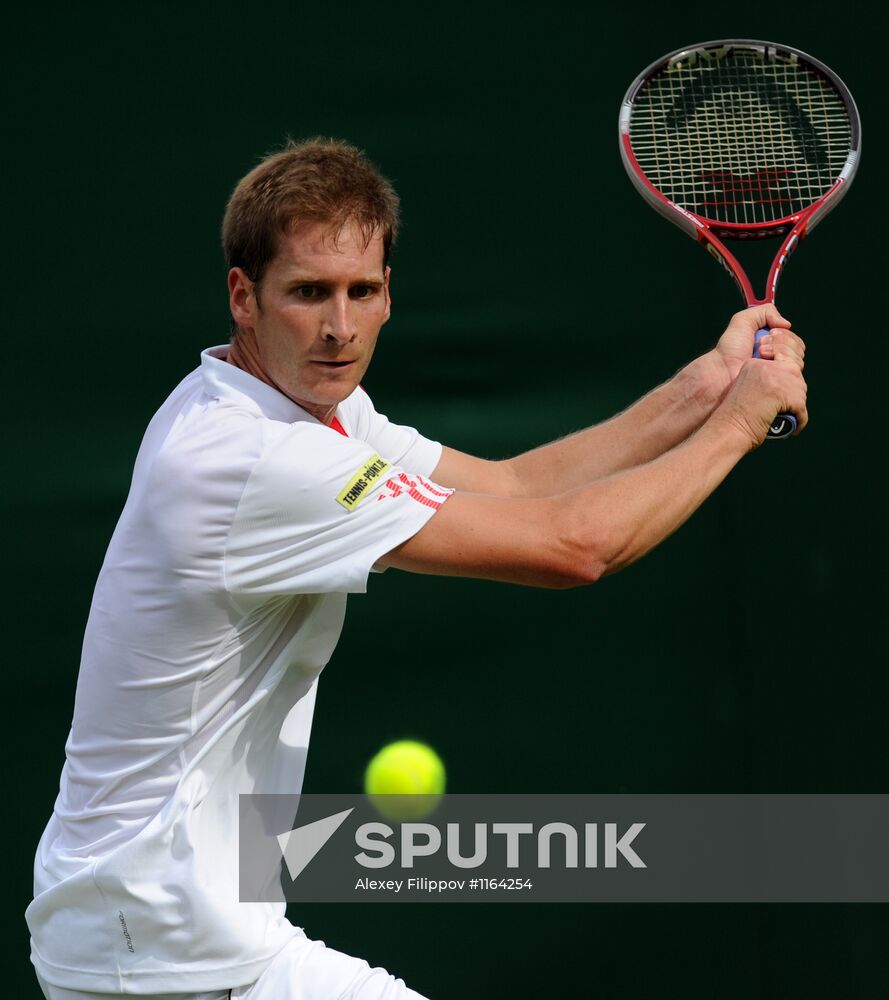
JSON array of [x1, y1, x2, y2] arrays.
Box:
[[277, 808, 354, 881]]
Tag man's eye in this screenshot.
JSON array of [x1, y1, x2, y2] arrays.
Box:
[[351, 285, 374, 299], [295, 285, 320, 299]]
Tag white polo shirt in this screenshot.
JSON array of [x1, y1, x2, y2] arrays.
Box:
[[26, 347, 451, 994]]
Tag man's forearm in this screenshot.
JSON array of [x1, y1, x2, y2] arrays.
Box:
[[503, 355, 724, 498], [380, 408, 750, 589], [556, 410, 749, 580]]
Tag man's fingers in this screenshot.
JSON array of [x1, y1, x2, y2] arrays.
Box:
[[764, 304, 792, 330], [723, 357, 809, 445], [753, 330, 806, 368], [770, 360, 808, 432], [737, 303, 792, 331]]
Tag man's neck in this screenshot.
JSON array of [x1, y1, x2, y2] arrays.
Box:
[[225, 331, 336, 425], [226, 330, 265, 382]]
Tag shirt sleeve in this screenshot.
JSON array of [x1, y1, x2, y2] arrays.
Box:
[[342, 387, 442, 476], [223, 422, 452, 597]]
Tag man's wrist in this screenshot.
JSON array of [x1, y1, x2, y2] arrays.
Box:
[[676, 351, 732, 417], [700, 399, 762, 456]]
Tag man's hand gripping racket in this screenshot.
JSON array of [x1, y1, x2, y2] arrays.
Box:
[[619, 39, 861, 439]]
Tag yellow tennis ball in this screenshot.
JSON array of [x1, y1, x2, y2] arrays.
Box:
[[364, 740, 446, 821]]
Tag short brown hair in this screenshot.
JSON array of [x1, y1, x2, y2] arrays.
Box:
[[222, 137, 400, 288]]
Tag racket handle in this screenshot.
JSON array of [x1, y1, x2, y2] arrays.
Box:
[[753, 329, 798, 440]]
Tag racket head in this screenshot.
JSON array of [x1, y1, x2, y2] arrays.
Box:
[[619, 40, 861, 243]]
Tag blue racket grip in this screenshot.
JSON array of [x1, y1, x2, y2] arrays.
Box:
[[753, 328, 798, 440]]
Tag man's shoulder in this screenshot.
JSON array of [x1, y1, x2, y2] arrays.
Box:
[[137, 371, 271, 487], [156, 389, 349, 479], [142, 358, 373, 490]]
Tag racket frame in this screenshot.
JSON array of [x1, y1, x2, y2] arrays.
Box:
[[618, 39, 861, 307]]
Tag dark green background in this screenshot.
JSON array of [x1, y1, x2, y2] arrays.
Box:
[[8, 3, 887, 997]]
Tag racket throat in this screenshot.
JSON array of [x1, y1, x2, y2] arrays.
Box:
[[698, 228, 803, 306]]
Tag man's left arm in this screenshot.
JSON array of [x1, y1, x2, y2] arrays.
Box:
[[432, 305, 805, 498]]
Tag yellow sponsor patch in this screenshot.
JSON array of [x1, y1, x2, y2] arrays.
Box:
[[336, 455, 392, 511]]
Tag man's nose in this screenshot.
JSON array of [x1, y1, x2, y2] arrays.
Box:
[[320, 294, 355, 344]]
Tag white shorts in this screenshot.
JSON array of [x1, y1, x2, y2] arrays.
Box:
[[36, 930, 430, 1000]]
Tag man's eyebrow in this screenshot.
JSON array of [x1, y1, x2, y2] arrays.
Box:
[[284, 277, 385, 289], [282, 274, 384, 285]]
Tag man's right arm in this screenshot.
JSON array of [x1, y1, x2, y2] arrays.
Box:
[[428, 305, 803, 500], [377, 355, 807, 588]]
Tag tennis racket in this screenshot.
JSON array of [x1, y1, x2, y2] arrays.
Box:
[[619, 39, 861, 438]]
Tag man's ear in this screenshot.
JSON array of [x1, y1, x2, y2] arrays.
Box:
[[228, 268, 257, 329]]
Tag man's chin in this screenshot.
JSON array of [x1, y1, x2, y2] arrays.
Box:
[[292, 382, 359, 423]]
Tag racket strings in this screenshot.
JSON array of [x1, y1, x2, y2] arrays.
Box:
[[629, 52, 852, 225]]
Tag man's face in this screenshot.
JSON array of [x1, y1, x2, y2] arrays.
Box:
[[227, 219, 391, 424]]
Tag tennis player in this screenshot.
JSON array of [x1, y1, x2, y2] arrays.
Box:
[[26, 138, 807, 1000]]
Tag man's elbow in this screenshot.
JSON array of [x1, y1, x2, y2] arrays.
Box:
[[542, 563, 605, 589], [542, 516, 610, 588], [541, 535, 608, 588]]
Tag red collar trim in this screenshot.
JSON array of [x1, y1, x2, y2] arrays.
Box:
[[328, 416, 348, 437]]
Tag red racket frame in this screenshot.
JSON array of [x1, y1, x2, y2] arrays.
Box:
[[618, 39, 861, 310]]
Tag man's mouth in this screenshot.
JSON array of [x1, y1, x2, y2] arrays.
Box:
[[314, 359, 355, 368]]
